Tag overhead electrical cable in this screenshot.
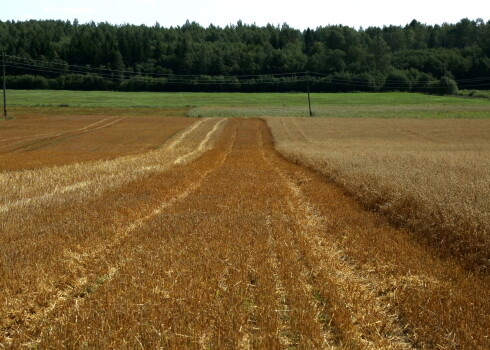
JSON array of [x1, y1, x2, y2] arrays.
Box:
[[4, 54, 489, 90]]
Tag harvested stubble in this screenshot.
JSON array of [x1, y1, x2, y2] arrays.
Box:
[[1, 118, 487, 349], [0, 117, 226, 341], [0, 112, 193, 170], [266, 117, 490, 275], [0, 117, 223, 211]]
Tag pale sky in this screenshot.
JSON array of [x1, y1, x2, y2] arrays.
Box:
[[2, 0, 489, 29]]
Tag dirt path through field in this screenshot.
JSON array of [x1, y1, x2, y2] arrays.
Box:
[[1, 119, 487, 349]]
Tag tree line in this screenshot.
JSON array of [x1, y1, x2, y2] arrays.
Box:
[[1, 18, 489, 93]]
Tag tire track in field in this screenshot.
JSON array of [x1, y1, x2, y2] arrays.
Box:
[[0, 118, 223, 214], [7, 117, 126, 152], [166, 118, 207, 150], [271, 174, 413, 349], [266, 223, 295, 348], [291, 118, 309, 144], [258, 125, 341, 349], [0, 180, 91, 214], [174, 119, 227, 164], [265, 207, 341, 349], [0, 116, 120, 150], [0, 117, 114, 143], [1, 120, 237, 346], [259, 127, 415, 349], [279, 118, 295, 143]]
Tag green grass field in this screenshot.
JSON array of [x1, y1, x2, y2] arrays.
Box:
[[5, 90, 490, 118], [8, 90, 490, 107]]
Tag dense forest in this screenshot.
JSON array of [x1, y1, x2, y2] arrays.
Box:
[[1, 18, 490, 92]]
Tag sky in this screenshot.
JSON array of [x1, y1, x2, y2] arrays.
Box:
[[1, 0, 489, 29]]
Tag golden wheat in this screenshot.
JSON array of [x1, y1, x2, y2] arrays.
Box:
[[0, 117, 488, 349], [266, 117, 490, 273]]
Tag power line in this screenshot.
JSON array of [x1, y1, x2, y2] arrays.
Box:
[[456, 82, 490, 88], [5, 54, 305, 80], [309, 70, 490, 84], [4, 54, 490, 90], [5, 62, 310, 86], [0, 64, 458, 90], [5, 61, 308, 85], [5, 60, 305, 84], [9, 53, 490, 85]]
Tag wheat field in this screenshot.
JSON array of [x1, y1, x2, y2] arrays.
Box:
[[0, 113, 488, 349], [266, 117, 490, 274]]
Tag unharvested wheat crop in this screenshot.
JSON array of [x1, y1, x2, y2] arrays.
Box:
[[266, 117, 490, 273]]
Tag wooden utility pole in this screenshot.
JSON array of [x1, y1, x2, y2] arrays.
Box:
[[2, 53, 6, 118], [306, 71, 312, 116]]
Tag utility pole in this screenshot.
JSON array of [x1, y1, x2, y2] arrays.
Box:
[[2, 53, 7, 118], [306, 71, 312, 117]]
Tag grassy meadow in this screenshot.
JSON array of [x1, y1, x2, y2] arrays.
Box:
[[4, 90, 490, 119]]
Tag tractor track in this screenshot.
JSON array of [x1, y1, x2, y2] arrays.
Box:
[[3, 117, 126, 153], [0, 119, 236, 347]]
